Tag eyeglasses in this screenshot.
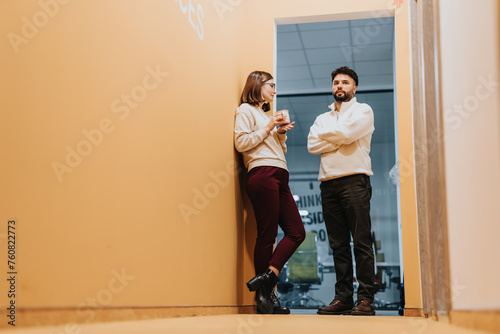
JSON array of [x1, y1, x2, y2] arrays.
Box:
[[263, 82, 276, 89]]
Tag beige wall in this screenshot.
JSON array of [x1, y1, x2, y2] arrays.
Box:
[[439, 0, 500, 310], [1, 0, 249, 310], [0, 0, 420, 324]]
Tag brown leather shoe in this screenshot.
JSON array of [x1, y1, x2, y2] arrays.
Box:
[[351, 300, 376, 315], [317, 299, 354, 315]]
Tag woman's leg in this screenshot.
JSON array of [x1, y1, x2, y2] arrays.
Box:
[[246, 167, 281, 275], [268, 169, 305, 271]]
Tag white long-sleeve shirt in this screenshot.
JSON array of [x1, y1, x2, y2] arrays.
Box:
[[307, 97, 374, 181], [234, 103, 288, 171]]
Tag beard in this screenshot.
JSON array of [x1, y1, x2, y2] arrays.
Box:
[[333, 90, 352, 102]]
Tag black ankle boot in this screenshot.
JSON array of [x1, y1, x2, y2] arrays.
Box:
[[271, 282, 290, 314], [255, 288, 273, 314], [246, 269, 277, 291], [247, 269, 277, 314]]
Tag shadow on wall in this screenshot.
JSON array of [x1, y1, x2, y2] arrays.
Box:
[[234, 150, 258, 305]]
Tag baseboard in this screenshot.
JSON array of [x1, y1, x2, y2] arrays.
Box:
[[436, 310, 449, 322], [404, 308, 424, 317], [449, 310, 500, 334], [2, 305, 255, 329]]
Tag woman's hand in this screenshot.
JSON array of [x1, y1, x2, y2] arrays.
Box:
[[277, 121, 295, 134], [264, 112, 285, 133]]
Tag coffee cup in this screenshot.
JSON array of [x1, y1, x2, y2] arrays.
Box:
[[278, 110, 290, 125]]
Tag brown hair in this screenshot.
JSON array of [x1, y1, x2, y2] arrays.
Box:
[[239, 71, 273, 112]]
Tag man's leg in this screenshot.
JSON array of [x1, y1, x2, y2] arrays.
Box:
[[321, 179, 354, 304], [342, 174, 375, 304]]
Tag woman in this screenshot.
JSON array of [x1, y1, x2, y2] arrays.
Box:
[[234, 71, 305, 314]]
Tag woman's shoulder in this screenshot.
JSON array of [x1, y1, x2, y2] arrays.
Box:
[[236, 103, 258, 114], [237, 103, 257, 110]]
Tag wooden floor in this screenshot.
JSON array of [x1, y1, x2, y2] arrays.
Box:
[[2, 314, 494, 334]]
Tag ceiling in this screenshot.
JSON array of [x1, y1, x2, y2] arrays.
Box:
[[276, 17, 395, 93], [275, 17, 396, 148]]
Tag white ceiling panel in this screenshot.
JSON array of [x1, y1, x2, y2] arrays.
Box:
[[305, 47, 349, 65], [300, 28, 350, 48], [352, 43, 392, 61], [277, 32, 302, 51], [313, 77, 334, 89], [277, 50, 308, 66], [350, 25, 394, 46]]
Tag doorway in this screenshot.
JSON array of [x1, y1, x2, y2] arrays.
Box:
[[274, 17, 402, 313]]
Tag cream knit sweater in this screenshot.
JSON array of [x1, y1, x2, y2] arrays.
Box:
[[307, 97, 374, 181], [234, 103, 288, 172]]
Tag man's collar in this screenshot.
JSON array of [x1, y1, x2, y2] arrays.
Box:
[[328, 97, 357, 113]]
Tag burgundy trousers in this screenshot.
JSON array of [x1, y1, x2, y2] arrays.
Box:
[[246, 166, 305, 275]]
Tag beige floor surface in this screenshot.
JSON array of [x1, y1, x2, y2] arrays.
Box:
[[1, 315, 494, 334]]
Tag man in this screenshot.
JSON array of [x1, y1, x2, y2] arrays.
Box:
[[307, 66, 376, 316]]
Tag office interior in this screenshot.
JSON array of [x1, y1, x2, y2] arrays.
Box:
[[274, 18, 400, 311], [1, 0, 499, 333]]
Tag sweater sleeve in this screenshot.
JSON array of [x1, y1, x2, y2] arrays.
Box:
[[317, 107, 374, 145], [307, 116, 341, 155], [234, 109, 268, 153], [276, 131, 287, 154]]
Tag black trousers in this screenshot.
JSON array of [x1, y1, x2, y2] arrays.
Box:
[[320, 174, 375, 303]]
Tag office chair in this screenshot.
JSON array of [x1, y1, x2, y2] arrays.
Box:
[[282, 231, 325, 308]]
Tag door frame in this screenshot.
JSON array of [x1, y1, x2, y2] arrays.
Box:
[[273, 3, 425, 315]]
